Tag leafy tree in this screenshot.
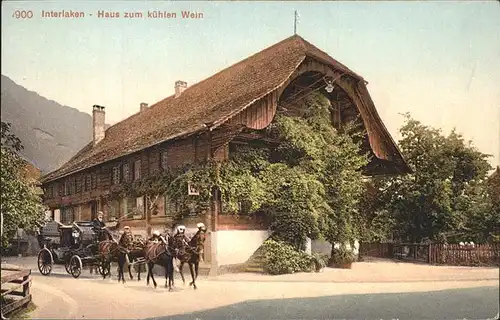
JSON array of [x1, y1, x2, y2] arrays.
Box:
[[1, 122, 45, 247], [375, 114, 494, 243]]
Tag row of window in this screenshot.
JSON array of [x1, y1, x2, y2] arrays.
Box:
[[112, 159, 141, 185], [107, 194, 181, 219], [45, 151, 169, 198], [53, 194, 184, 225], [44, 173, 98, 198], [111, 150, 168, 185]]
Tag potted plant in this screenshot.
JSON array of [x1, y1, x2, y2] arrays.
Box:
[[329, 247, 356, 269]]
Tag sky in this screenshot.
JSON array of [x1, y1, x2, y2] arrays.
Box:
[[2, 1, 500, 167]]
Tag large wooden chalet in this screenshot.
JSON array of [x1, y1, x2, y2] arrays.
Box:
[[41, 35, 409, 271]]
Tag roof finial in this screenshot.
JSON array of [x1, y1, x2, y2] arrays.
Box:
[[294, 10, 299, 35]]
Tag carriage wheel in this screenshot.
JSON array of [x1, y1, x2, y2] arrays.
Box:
[[65, 259, 72, 274], [37, 248, 53, 276], [69, 255, 83, 278], [98, 260, 111, 277]]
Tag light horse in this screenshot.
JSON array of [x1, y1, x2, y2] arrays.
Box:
[[176, 223, 208, 290], [143, 233, 175, 291]]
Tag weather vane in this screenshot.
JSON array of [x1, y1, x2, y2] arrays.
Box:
[[294, 10, 299, 35]]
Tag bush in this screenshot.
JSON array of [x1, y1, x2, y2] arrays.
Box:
[[329, 248, 356, 266], [261, 239, 316, 275]]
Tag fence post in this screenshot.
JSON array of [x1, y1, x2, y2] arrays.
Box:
[[427, 244, 432, 264], [22, 270, 30, 297]]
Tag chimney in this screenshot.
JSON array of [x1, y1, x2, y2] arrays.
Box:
[[140, 102, 148, 112], [92, 105, 105, 145], [175, 80, 187, 98]]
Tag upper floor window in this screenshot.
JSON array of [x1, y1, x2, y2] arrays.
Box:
[[85, 175, 91, 191], [64, 180, 70, 196], [69, 178, 75, 195], [161, 151, 168, 170], [134, 160, 141, 180], [58, 182, 63, 196], [91, 173, 98, 190], [112, 166, 121, 185], [75, 176, 81, 193], [123, 163, 130, 182]]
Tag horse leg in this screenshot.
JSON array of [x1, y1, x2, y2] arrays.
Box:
[[188, 262, 197, 289], [163, 257, 170, 290], [149, 262, 157, 289], [167, 256, 174, 291], [118, 254, 126, 283], [126, 254, 134, 280], [174, 258, 180, 272], [194, 260, 199, 280], [103, 258, 110, 280], [137, 263, 142, 281], [178, 261, 186, 284], [128, 264, 134, 280]]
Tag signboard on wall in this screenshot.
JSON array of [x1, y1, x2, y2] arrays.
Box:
[[188, 182, 200, 196]]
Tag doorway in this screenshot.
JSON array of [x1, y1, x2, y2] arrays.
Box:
[[90, 200, 98, 220]]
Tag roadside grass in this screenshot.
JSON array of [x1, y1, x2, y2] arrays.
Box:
[[1, 297, 37, 319]]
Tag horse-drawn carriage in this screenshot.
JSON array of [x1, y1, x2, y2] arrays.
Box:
[[36, 220, 208, 290], [36, 220, 110, 278]]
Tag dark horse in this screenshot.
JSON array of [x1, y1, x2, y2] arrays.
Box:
[[176, 224, 207, 289], [97, 240, 131, 282], [144, 235, 175, 291], [116, 234, 147, 283]]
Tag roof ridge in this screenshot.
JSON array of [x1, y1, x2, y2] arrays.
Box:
[[298, 36, 363, 79], [146, 35, 302, 110]]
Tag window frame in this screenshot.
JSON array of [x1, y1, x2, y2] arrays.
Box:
[[112, 165, 121, 185], [134, 159, 141, 180], [161, 151, 168, 170]]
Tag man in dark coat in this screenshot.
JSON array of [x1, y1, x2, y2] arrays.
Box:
[[92, 211, 113, 241]]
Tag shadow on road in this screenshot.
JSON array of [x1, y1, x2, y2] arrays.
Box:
[[145, 286, 499, 320]]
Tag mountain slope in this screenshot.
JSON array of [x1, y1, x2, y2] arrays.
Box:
[[1, 75, 92, 174]]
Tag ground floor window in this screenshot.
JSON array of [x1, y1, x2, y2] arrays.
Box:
[[108, 199, 120, 221], [74, 205, 81, 221], [122, 197, 145, 219], [164, 194, 178, 216], [61, 206, 75, 225]]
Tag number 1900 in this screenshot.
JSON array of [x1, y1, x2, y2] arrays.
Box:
[[12, 10, 34, 19]]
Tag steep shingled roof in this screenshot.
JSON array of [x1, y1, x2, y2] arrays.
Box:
[[41, 35, 364, 183]]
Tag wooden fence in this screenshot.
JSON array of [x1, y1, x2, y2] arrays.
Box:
[[360, 242, 500, 266], [1, 265, 32, 319], [428, 243, 500, 266], [359, 242, 393, 258]]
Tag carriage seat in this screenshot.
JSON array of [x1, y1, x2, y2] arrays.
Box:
[[37, 220, 63, 247]]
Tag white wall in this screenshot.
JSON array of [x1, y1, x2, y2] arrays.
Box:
[[311, 239, 332, 255], [54, 209, 61, 222], [312, 239, 360, 256], [216, 230, 270, 266]]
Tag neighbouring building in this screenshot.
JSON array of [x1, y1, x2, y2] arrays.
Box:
[[40, 35, 410, 273]]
